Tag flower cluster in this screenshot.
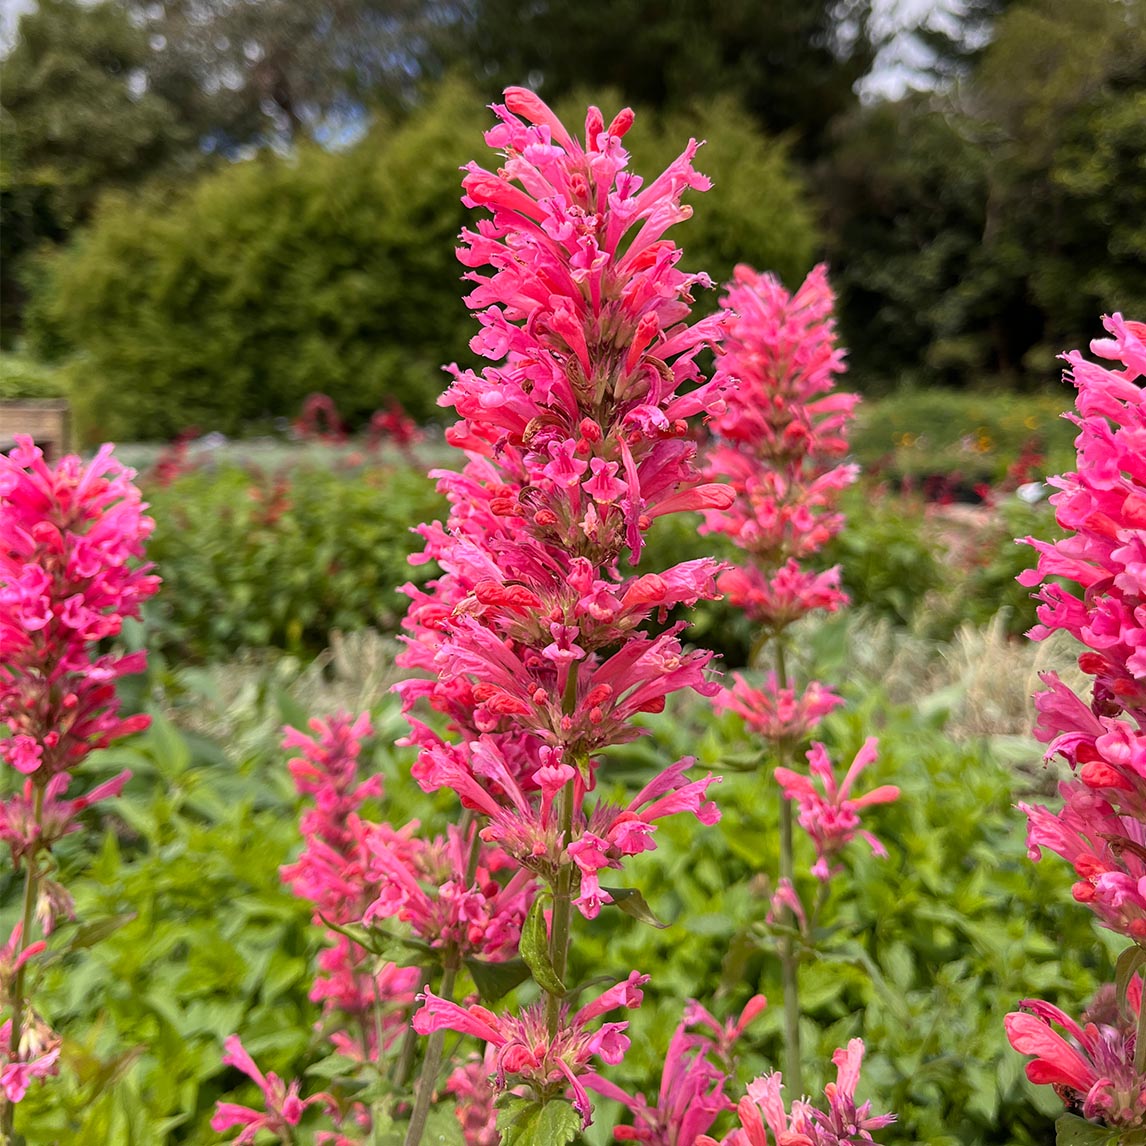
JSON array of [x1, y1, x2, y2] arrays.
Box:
[[585, 994, 767, 1144], [702, 263, 857, 632], [278, 713, 420, 1057], [1007, 980, 1146, 1128], [1016, 317, 1146, 942], [394, 88, 735, 1123], [698, 1040, 895, 1146], [1008, 314, 1146, 1124], [414, 972, 648, 1124], [0, 436, 158, 781], [775, 739, 899, 883], [211, 1035, 337, 1145], [0, 436, 159, 1115]]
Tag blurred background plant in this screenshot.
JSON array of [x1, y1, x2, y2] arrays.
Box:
[[2, 0, 1142, 441]]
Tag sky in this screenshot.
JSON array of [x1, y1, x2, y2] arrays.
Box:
[[0, 0, 961, 100]]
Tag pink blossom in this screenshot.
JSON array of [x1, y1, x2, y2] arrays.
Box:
[[0, 1016, 60, 1104], [718, 673, 843, 744], [775, 739, 898, 882], [212, 1035, 335, 1145], [701, 265, 858, 631], [0, 436, 159, 778], [698, 1040, 894, 1146], [446, 1047, 501, 1146], [414, 971, 649, 1126], [1016, 315, 1146, 942], [1006, 979, 1146, 1127]]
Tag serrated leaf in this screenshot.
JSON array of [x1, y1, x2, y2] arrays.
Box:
[[496, 1097, 581, 1146], [601, 886, 668, 929], [519, 896, 564, 997], [1115, 945, 1146, 1014], [66, 913, 137, 952], [465, 956, 531, 1003], [1055, 1114, 1118, 1145]]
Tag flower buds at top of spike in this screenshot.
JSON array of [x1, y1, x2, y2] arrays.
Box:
[[701, 265, 857, 630]]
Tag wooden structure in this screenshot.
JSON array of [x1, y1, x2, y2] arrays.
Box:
[[0, 400, 71, 461]]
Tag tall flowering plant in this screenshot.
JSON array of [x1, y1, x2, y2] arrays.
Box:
[[390, 87, 740, 1140], [701, 267, 895, 1091], [1005, 315, 1146, 1137], [0, 436, 159, 1137]]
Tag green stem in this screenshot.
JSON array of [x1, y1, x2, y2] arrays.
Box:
[[403, 955, 460, 1146], [772, 638, 803, 1096], [401, 821, 483, 1144], [546, 781, 575, 1039], [1, 785, 45, 1145]]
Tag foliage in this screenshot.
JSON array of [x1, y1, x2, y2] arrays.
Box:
[[142, 460, 446, 661], [458, 0, 876, 159], [825, 0, 1146, 389], [3, 707, 316, 1145], [0, 352, 67, 400], [0, 0, 192, 339], [849, 387, 1077, 486], [125, 0, 463, 147], [25, 80, 487, 442]]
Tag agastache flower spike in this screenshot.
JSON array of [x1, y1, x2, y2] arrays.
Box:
[[1015, 316, 1146, 945], [392, 88, 734, 1128], [0, 437, 158, 1124]]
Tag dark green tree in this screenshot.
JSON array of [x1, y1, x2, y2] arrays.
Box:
[[454, 0, 877, 159], [0, 0, 190, 338]]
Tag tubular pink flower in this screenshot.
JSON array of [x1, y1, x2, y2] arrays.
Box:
[[212, 1035, 335, 1145], [1006, 980, 1146, 1127], [413, 972, 648, 1127], [718, 673, 843, 744], [775, 739, 898, 883], [699, 1040, 894, 1146]]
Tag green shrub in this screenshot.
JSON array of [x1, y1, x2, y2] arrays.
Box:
[[143, 460, 446, 661], [0, 351, 66, 399], [850, 388, 1077, 487], [26, 80, 488, 444]]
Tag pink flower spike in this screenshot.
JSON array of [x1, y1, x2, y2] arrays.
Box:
[[776, 739, 898, 882]]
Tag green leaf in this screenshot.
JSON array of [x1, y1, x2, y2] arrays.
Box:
[[319, 916, 432, 962], [496, 1097, 581, 1146], [519, 896, 564, 997], [601, 886, 669, 929], [1055, 1114, 1119, 1145], [65, 913, 137, 952], [1115, 945, 1146, 1014], [465, 956, 531, 1003]]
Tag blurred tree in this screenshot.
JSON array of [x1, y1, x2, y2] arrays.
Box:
[[456, 0, 877, 159], [0, 0, 190, 340], [126, 0, 465, 148], [24, 80, 487, 441], [825, 0, 1146, 388]]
